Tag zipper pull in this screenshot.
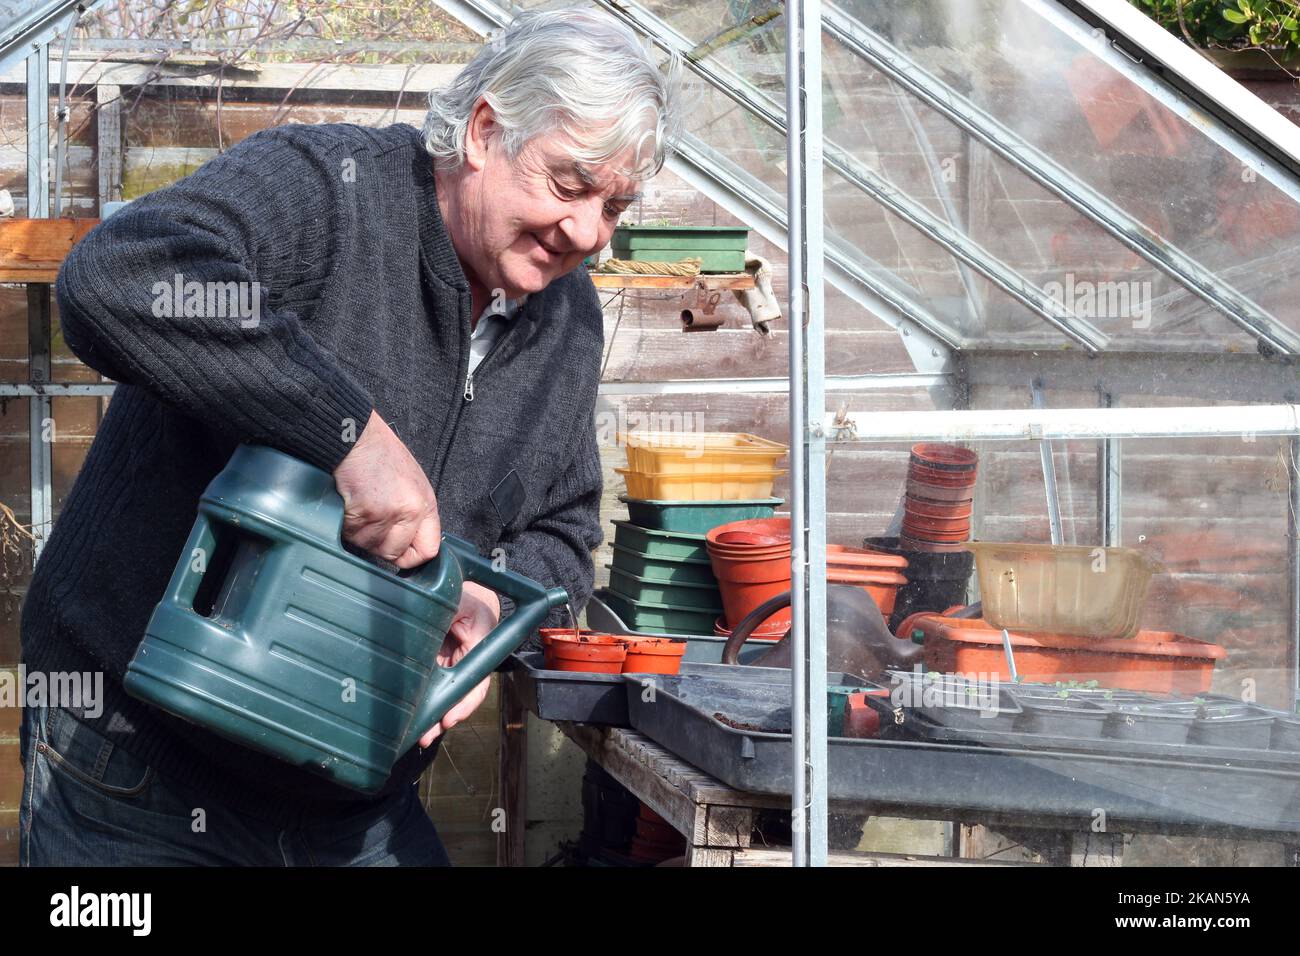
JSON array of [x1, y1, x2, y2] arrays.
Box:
[[464, 370, 475, 402]]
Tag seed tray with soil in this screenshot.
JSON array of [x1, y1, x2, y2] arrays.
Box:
[[1100, 701, 1199, 746], [1189, 703, 1276, 750], [1013, 696, 1110, 739]]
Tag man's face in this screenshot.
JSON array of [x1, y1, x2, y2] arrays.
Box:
[[452, 111, 642, 301]]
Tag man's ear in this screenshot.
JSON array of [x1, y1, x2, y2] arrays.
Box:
[[464, 97, 498, 173]]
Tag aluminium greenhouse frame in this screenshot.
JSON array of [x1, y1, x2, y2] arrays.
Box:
[[2, 1, 115, 563], [428, 0, 1300, 865]]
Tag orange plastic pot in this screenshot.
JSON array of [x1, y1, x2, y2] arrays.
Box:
[[714, 614, 789, 641], [714, 529, 788, 548], [825, 567, 908, 617], [708, 549, 794, 632], [539, 627, 595, 645], [842, 694, 882, 739], [543, 633, 627, 673], [900, 523, 971, 541], [902, 514, 972, 535], [826, 544, 909, 571], [905, 479, 975, 504], [706, 542, 792, 560], [907, 465, 979, 487], [707, 517, 791, 547], [910, 443, 979, 470], [903, 497, 974, 520], [620, 637, 687, 674], [907, 613, 1227, 694]]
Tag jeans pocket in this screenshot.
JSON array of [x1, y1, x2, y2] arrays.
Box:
[[37, 705, 153, 797]]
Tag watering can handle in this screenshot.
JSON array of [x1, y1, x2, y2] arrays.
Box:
[[401, 535, 569, 752]]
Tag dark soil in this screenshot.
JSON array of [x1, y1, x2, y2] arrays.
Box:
[[713, 712, 791, 734]]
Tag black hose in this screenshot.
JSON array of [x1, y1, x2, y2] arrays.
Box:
[[720, 590, 792, 665]]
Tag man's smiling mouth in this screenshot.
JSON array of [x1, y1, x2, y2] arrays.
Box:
[[532, 234, 565, 258]]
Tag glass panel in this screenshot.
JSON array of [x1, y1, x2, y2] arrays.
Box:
[[52, 299, 106, 383], [677, 53, 991, 342], [50, 395, 103, 523], [836, 0, 1300, 349], [0, 287, 26, 383], [636, 0, 1297, 351], [0, 397, 30, 668], [827, 420, 1293, 863]]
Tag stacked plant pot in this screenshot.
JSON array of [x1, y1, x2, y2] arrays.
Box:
[[605, 431, 788, 635], [901, 443, 978, 553], [705, 517, 909, 639], [626, 803, 686, 864]]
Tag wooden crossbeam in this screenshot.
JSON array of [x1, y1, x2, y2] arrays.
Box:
[[0, 219, 99, 283]]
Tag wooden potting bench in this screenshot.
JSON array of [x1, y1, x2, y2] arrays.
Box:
[[495, 669, 1111, 867]]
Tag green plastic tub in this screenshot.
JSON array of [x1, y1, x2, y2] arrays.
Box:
[[600, 590, 719, 636], [606, 565, 723, 611], [610, 545, 718, 586], [610, 225, 749, 274], [611, 520, 709, 562], [618, 496, 782, 534]]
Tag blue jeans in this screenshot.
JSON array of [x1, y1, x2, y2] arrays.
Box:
[[18, 704, 451, 867]]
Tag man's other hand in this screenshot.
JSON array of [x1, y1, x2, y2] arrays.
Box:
[[419, 581, 501, 747]]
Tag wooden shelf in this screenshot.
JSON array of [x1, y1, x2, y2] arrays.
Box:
[[0, 219, 99, 283], [588, 270, 755, 291]]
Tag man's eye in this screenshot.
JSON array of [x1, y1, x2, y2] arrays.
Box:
[[551, 178, 583, 200], [603, 202, 627, 220]]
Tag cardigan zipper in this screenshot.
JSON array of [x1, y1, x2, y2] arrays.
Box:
[[462, 312, 521, 404], [435, 306, 522, 488]]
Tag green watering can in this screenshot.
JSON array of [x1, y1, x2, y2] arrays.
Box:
[[125, 444, 569, 793]]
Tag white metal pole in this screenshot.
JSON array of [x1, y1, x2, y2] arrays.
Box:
[[804, 0, 829, 868], [785, 0, 809, 870], [827, 404, 1300, 442]]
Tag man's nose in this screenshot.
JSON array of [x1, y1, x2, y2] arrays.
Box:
[[558, 196, 603, 253]]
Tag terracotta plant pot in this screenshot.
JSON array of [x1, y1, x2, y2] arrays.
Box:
[[714, 529, 788, 548], [907, 465, 979, 487], [903, 497, 974, 520], [905, 478, 976, 504], [706, 517, 792, 547], [543, 633, 627, 673], [706, 542, 792, 560], [826, 544, 910, 570], [710, 554, 794, 633], [825, 567, 909, 617], [539, 627, 595, 644], [620, 637, 687, 675], [910, 443, 978, 470], [714, 614, 789, 641], [901, 513, 972, 535]]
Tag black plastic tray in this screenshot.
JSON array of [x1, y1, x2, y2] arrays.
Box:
[[881, 670, 1300, 764], [624, 673, 1300, 836], [509, 651, 864, 727]]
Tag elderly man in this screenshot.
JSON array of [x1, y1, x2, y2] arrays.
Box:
[[18, 8, 680, 866]]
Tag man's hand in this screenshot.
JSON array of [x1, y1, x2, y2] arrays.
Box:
[[419, 581, 501, 748], [333, 410, 441, 568]]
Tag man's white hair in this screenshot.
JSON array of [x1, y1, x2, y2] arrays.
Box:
[[422, 6, 682, 179]]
